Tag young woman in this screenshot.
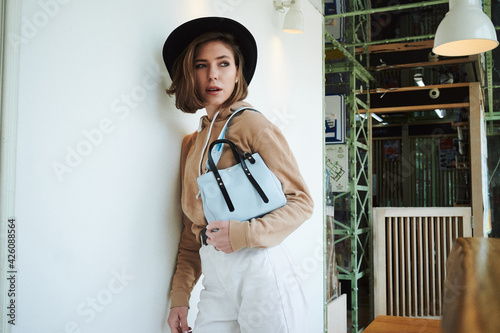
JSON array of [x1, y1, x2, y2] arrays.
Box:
[[163, 17, 314, 333]]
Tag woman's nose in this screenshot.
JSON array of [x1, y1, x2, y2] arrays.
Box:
[[209, 67, 218, 81]]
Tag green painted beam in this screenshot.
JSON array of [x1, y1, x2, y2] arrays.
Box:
[[325, 32, 376, 83], [484, 1, 495, 118], [354, 141, 369, 150], [485, 114, 500, 121], [338, 268, 370, 281], [325, 62, 354, 74], [355, 227, 371, 235], [325, 33, 437, 50], [324, 0, 448, 19], [356, 99, 369, 111], [353, 67, 373, 85], [354, 185, 370, 192], [486, 51, 494, 116]]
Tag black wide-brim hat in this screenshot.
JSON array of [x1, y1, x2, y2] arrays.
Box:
[[163, 17, 257, 85]]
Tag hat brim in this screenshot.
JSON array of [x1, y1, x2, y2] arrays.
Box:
[[163, 17, 257, 85]]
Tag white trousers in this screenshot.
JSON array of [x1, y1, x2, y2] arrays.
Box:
[[194, 244, 308, 333]]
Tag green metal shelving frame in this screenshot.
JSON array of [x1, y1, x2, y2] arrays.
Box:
[[325, 6, 374, 330]]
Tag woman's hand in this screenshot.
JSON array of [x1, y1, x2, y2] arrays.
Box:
[[167, 306, 191, 333], [206, 220, 234, 254]]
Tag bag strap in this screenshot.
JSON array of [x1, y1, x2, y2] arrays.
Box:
[[207, 139, 269, 212], [209, 107, 259, 168]]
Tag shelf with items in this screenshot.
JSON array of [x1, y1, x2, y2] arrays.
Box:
[[359, 40, 484, 91], [356, 40, 475, 209], [360, 40, 478, 69], [370, 57, 472, 72], [360, 83, 473, 208], [357, 83, 472, 120], [357, 39, 478, 128]]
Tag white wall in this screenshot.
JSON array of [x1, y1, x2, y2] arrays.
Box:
[[9, 0, 324, 332]]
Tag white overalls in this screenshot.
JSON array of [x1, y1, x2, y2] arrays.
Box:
[[194, 241, 308, 333]]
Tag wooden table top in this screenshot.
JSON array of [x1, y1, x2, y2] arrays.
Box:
[[365, 238, 500, 333], [364, 315, 441, 333], [442, 237, 500, 333]]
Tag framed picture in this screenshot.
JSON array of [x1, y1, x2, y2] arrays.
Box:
[[325, 94, 346, 144], [383, 140, 400, 162], [325, 144, 348, 192]]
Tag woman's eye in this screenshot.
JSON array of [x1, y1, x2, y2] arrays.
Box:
[[195, 63, 206, 69], [220, 62, 230, 67]]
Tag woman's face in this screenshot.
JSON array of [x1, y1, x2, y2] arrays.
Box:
[[194, 40, 238, 115]]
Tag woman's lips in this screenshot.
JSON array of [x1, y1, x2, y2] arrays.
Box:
[[206, 87, 222, 95]]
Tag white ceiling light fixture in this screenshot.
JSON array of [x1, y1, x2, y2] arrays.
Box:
[[414, 73, 425, 87], [358, 113, 384, 123], [371, 113, 383, 122], [274, 0, 304, 34], [433, 0, 498, 56], [435, 109, 446, 118], [413, 67, 425, 86]]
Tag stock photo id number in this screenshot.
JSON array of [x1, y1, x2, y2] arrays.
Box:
[[6, 218, 17, 325]]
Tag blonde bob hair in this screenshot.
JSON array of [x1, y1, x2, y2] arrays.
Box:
[[166, 32, 248, 113]]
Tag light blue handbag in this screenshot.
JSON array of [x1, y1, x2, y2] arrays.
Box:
[[197, 138, 286, 222]]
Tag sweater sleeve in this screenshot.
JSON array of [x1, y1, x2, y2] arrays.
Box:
[[228, 124, 314, 251], [170, 134, 202, 308], [170, 213, 202, 308]]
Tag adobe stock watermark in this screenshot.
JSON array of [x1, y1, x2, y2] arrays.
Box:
[[292, 236, 324, 282], [56, 267, 135, 333], [244, 238, 324, 328], [269, 106, 296, 132], [382, 127, 445, 186], [213, 0, 243, 16], [51, 64, 167, 182], [370, 0, 402, 39], [8, 0, 73, 48]]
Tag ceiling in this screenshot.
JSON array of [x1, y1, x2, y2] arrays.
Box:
[[324, 0, 500, 129]]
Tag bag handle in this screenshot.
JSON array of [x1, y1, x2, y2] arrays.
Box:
[[207, 139, 269, 212], [209, 107, 259, 168]]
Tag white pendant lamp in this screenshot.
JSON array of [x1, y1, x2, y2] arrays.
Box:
[[433, 0, 498, 56], [274, 0, 304, 34], [283, 1, 304, 34]]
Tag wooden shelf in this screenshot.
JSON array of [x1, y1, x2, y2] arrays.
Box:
[[451, 122, 469, 128], [356, 40, 435, 54], [370, 57, 472, 71], [358, 40, 482, 83], [357, 82, 471, 114], [360, 102, 469, 114], [364, 82, 471, 94]]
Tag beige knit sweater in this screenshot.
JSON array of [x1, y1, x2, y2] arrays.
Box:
[[170, 101, 314, 308]]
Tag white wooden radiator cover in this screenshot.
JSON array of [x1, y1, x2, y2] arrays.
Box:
[[373, 207, 472, 318]]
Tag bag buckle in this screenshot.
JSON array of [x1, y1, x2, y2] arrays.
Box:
[[243, 152, 256, 164]]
